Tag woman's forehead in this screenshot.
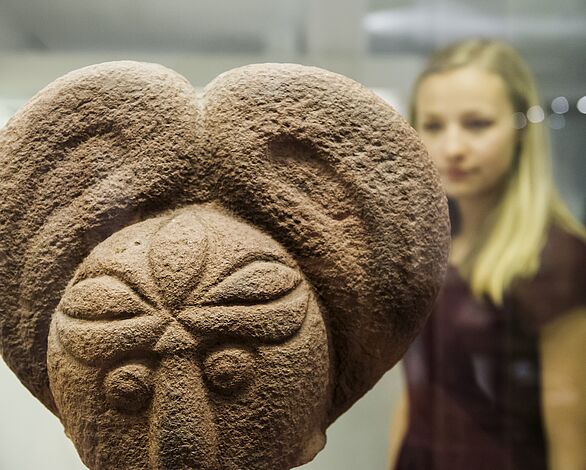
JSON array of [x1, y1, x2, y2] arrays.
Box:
[[416, 66, 512, 116]]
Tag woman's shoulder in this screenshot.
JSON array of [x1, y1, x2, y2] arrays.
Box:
[[541, 225, 586, 273], [513, 225, 586, 330]]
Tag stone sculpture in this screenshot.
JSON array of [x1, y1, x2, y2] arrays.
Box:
[[0, 62, 449, 469]]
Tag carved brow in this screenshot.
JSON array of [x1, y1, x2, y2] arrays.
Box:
[[54, 286, 309, 365], [55, 255, 308, 363], [54, 312, 168, 365]]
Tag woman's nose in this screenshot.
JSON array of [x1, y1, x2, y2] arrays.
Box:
[[149, 355, 219, 470], [443, 125, 467, 162]]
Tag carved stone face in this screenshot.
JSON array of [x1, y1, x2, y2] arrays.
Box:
[[47, 205, 331, 470]]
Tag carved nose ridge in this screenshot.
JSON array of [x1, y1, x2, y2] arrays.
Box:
[[149, 355, 218, 470], [154, 322, 197, 355]]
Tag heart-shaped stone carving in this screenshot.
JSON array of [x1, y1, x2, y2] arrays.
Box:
[[0, 61, 449, 469]]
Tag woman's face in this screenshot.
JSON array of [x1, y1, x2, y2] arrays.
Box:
[[415, 66, 518, 203]]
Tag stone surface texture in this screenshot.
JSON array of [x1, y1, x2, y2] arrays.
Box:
[[0, 61, 449, 469]]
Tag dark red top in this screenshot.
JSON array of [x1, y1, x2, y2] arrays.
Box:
[[396, 227, 586, 470]]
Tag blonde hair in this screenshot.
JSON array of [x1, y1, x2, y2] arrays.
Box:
[[411, 39, 585, 304]]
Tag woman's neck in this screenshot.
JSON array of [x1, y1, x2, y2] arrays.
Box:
[[451, 192, 501, 266]]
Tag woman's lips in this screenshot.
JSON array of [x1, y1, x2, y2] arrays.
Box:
[[445, 167, 474, 180]]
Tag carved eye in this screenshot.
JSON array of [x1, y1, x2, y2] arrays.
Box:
[[201, 261, 301, 305], [203, 347, 255, 395], [104, 363, 154, 413]]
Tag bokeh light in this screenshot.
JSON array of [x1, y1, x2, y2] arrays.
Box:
[[551, 96, 569, 114], [527, 105, 545, 123], [577, 96, 586, 114], [513, 112, 527, 129]]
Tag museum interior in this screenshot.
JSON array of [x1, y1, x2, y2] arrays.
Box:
[[0, 1, 584, 469]]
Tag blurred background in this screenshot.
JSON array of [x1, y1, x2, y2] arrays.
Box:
[[0, 1, 584, 469]]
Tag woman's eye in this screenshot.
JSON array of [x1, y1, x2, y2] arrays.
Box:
[[203, 347, 255, 396], [464, 118, 494, 130], [421, 121, 443, 133]]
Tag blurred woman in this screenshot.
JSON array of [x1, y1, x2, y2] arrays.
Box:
[[389, 39, 586, 470]]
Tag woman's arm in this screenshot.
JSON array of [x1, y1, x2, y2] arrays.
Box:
[[540, 307, 586, 470], [387, 385, 409, 470]]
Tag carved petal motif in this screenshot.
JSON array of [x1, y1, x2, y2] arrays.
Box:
[[55, 209, 310, 369], [59, 276, 154, 320], [148, 212, 209, 308], [201, 261, 301, 306]]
